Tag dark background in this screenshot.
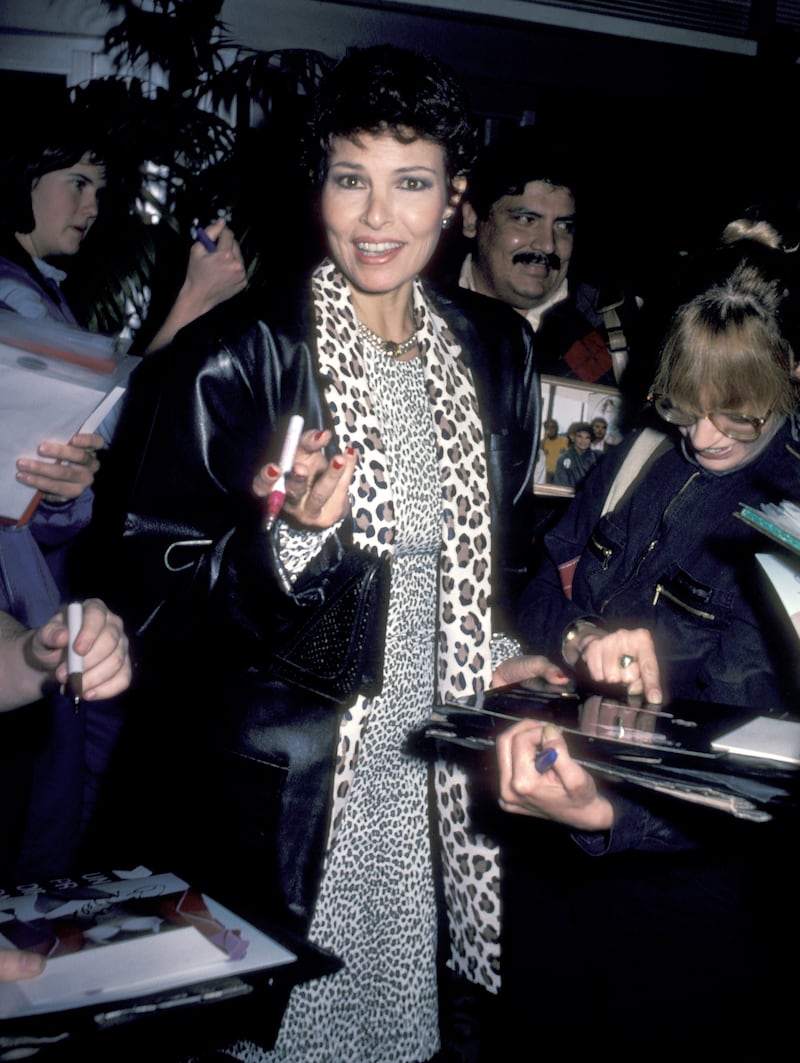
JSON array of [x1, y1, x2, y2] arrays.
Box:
[[1, 0, 798, 308]]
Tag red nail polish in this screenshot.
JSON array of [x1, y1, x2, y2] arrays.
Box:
[[313, 430, 325, 441], [332, 456, 344, 470], [266, 463, 281, 478], [345, 446, 356, 456]]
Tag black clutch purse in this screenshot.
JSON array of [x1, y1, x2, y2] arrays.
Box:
[[269, 543, 392, 705]]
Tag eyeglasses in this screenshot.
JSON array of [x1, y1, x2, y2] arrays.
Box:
[[648, 393, 770, 442]]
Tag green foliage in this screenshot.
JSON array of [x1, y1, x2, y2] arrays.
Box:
[[103, 0, 231, 91], [64, 0, 333, 341]]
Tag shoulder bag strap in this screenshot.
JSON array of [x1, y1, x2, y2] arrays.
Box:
[[601, 427, 670, 516]]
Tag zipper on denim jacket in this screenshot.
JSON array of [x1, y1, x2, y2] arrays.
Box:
[[652, 581, 716, 620], [589, 534, 613, 571], [599, 470, 700, 613]]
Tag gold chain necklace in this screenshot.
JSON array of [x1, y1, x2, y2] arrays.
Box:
[[357, 321, 419, 359]]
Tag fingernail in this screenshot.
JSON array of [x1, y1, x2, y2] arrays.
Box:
[[542, 723, 562, 740], [19, 951, 45, 974], [345, 446, 356, 457], [266, 464, 281, 478], [313, 430, 325, 442], [553, 671, 567, 680], [332, 456, 344, 470]]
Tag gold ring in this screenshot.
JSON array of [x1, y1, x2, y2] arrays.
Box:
[[619, 654, 635, 669]]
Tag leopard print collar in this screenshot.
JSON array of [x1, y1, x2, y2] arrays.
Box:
[[312, 259, 493, 701]]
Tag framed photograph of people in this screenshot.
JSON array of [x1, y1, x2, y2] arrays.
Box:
[[541, 375, 624, 445], [535, 376, 624, 497]]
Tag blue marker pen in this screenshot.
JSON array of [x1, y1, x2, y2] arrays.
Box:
[[534, 747, 558, 773], [195, 226, 217, 252]]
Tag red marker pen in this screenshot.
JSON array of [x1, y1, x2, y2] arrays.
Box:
[[265, 415, 305, 530]]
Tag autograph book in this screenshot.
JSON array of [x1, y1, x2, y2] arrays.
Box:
[[419, 679, 800, 822], [0, 311, 139, 525], [0, 869, 296, 1022], [737, 501, 800, 557]]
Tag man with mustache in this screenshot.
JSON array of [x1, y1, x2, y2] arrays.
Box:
[[457, 127, 639, 389]]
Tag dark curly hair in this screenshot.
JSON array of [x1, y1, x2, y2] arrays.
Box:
[[307, 44, 477, 191], [464, 127, 579, 221]]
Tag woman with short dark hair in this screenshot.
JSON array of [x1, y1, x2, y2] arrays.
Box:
[[97, 44, 540, 1061]]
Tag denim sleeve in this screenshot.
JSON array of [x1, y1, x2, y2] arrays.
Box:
[[571, 789, 708, 856], [30, 488, 94, 548], [0, 279, 50, 320]]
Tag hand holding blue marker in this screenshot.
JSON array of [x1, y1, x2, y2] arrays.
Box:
[[534, 746, 558, 773], [195, 225, 218, 252]]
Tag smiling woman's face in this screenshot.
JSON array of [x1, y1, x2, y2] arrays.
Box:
[[680, 409, 779, 473], [321, 131, 452, 298]]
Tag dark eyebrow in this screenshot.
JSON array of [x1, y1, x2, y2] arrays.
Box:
[[67, 169, 105, 187], [328, 161, 440, 175], [504, 206, 576, 223]]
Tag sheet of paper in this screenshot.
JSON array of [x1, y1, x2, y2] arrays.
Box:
[[0, 875, 296, 1020], [711, 716, 800, 765], [757, 552, 800, 638], [4, 926, 220, 1016], [0, 347, 136, 522]]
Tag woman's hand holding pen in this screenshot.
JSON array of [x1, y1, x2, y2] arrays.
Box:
[[142, 220, 247, 354], [16, 431, 104, 503], [252, 428, 357, 530], [496, 719, 615, 832], [25, 599, 131, 701], [185, 218, 247, 312]]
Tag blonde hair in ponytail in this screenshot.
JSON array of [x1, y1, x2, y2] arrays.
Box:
[[653, 235, 798, 419]]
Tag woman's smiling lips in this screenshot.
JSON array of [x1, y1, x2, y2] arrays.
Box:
[[353, 239, 405, 264], [693, 441, 735, 464]]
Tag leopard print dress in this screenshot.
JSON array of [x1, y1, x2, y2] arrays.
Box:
[[226, 264, 502, 1062], [228, 340, 442, 1063]]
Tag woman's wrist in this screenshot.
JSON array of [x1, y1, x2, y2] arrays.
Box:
[[560, 616, 606, 668]]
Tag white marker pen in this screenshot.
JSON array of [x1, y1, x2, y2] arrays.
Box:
[[265, 415, 305, 530], [67, 601, 84, 709]]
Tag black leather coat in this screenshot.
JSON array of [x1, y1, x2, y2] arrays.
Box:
[[85, 281, 540, 932]]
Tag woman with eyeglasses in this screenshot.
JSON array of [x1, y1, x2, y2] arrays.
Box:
[[490, 224, 800, 1050], [484, 224, 794, 1054], [506, 231, 799, 710]]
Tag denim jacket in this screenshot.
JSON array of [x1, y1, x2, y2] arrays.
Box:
[[518, 418, 800, 712], [0, 246, 93, 622]]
